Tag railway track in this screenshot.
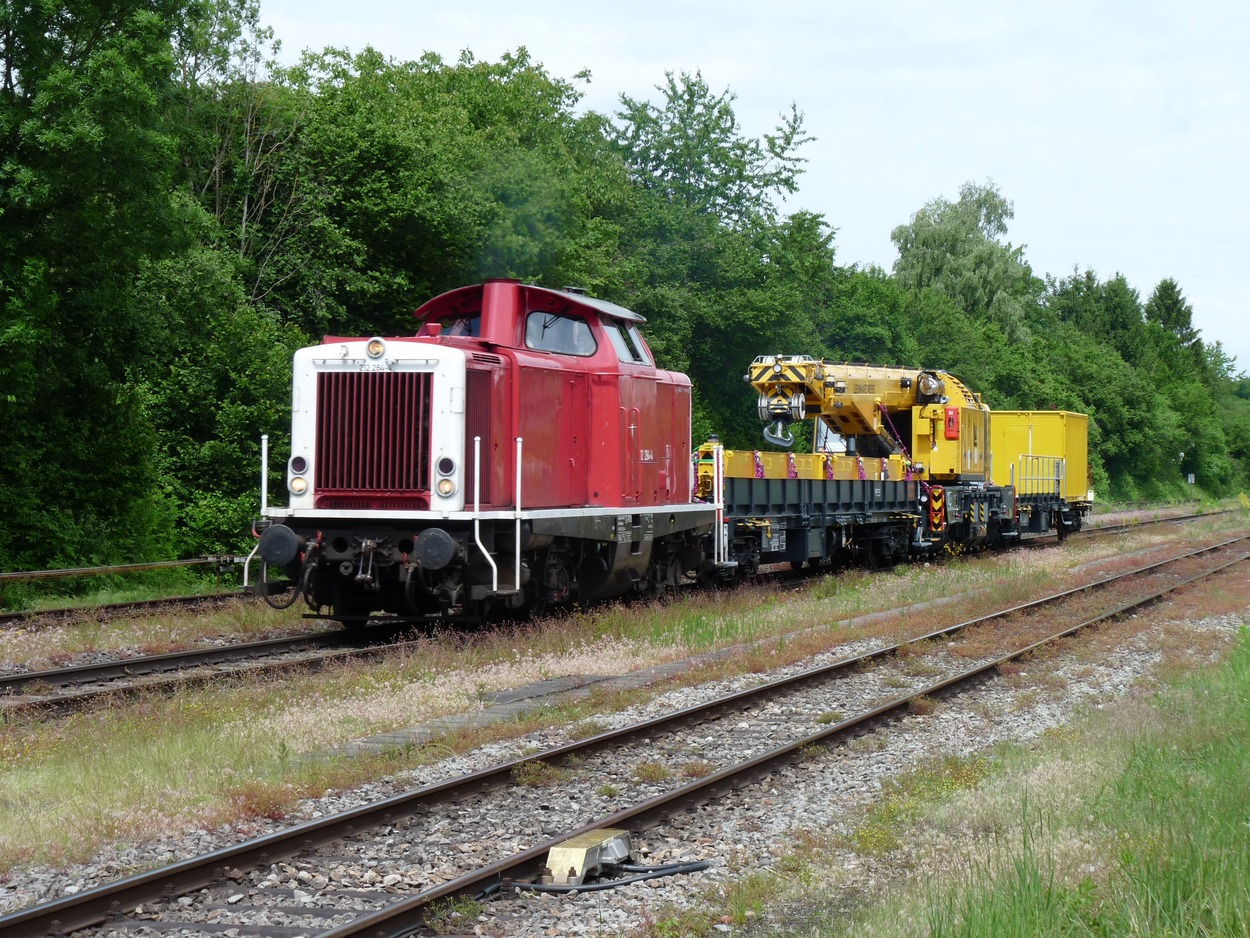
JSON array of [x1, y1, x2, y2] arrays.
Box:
[[0, 628, 415, 715], [0, 509, 1234, 715], [4, 529, 1245, 937], [1082, 507, 1232, 535], [0, 592, 246, 630], [0, 509, 1234, 721]]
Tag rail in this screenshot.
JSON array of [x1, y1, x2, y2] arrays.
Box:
[[0, 557, 236, 582]]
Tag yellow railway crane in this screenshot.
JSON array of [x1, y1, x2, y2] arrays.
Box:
[[691, 355, 1089, 573], [746, 355, 991, 484]]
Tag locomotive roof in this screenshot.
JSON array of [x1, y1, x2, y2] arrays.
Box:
[[414, 280, 646, 324]]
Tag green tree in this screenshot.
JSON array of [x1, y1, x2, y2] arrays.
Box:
[[819, 266, 919, 365], [1044, 271, 1188, 498], [247, 46, 612, 337], [607, 75, 828, 446], [0, 0, 195, 569], [612, 70, 810, 229], [1145, 277, 1203, 370], [134, 232, 304, 556], [891, 180, 1042, 340]]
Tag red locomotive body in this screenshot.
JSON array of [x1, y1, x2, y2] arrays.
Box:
[[417, 280, 691, 510], [257, 280, 715, 623]]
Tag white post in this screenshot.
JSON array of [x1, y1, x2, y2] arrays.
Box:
[[260, 434, 269, 514], [472, 435, 498, 592], [720, 442, 730, 565], [244, 433, 270, 589]]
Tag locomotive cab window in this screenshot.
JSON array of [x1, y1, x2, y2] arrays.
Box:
[[602, 315, 652, 365], [525, 311, 597, 356], [435, 314, 480, 337]]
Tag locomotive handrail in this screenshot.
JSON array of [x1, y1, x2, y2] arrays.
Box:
[[1018, 454, 1064, 496], [473, 435, 499, 593], [260, 433, 269, 514], [471, 435, 523, 595], [514, 436, 523, 592], [711, 443, 733, 567], [242, 542, 261, 589], [242, 433, 271, 589]]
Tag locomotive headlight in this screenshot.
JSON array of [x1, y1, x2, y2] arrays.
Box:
[[289, 476, 308, 496], [434, 456, 456, 496], [289, 455, 308, 474], [366, 337, 385, 358]]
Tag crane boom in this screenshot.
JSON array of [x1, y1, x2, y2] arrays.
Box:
[[746, 355, 991, 483]]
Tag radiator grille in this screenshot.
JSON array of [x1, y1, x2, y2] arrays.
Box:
[[315, 370, 431, 508]]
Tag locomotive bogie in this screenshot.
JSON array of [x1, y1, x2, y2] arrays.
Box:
[[260, 511, 714, 623]]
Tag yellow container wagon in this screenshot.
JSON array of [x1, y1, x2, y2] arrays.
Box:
[[990, 411, 1091, 507]]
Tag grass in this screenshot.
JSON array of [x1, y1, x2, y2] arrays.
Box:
[[511, 760, 571, 787], [916, 638, 1250, 938], [0, 596, 313, 665], [638, 870, 781, 936], [425, 896, 486, 935], [632, 760, 672, 783]]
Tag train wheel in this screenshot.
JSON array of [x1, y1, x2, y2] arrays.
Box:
[[648, 555, 683, 600]]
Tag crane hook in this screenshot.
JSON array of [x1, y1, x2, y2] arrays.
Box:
[[763, 419, 795, 448]]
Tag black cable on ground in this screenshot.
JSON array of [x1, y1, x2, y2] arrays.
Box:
[[476, 860, 712, 899]]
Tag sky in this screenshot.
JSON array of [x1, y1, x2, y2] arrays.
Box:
[[260, 0, 1250, 373]]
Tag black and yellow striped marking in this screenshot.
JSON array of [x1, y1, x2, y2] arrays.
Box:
[[749, 360, 815, 384]]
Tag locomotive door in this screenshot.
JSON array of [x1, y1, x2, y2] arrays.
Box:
[[624, 406, 641, 503], [619, 369, 659, 505], [564, 373, 589, 504]]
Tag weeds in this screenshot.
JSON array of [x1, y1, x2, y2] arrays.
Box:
[[632, 760, 671, 783], [909, 694, 938, 716], [566, 719, 609, 741], [425, 896, 485, 935], [511, 760, 571, 788], [843, 755, 990, 857]]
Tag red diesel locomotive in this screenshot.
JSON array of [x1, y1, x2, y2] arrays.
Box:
[[255, 279, 717, 623]]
